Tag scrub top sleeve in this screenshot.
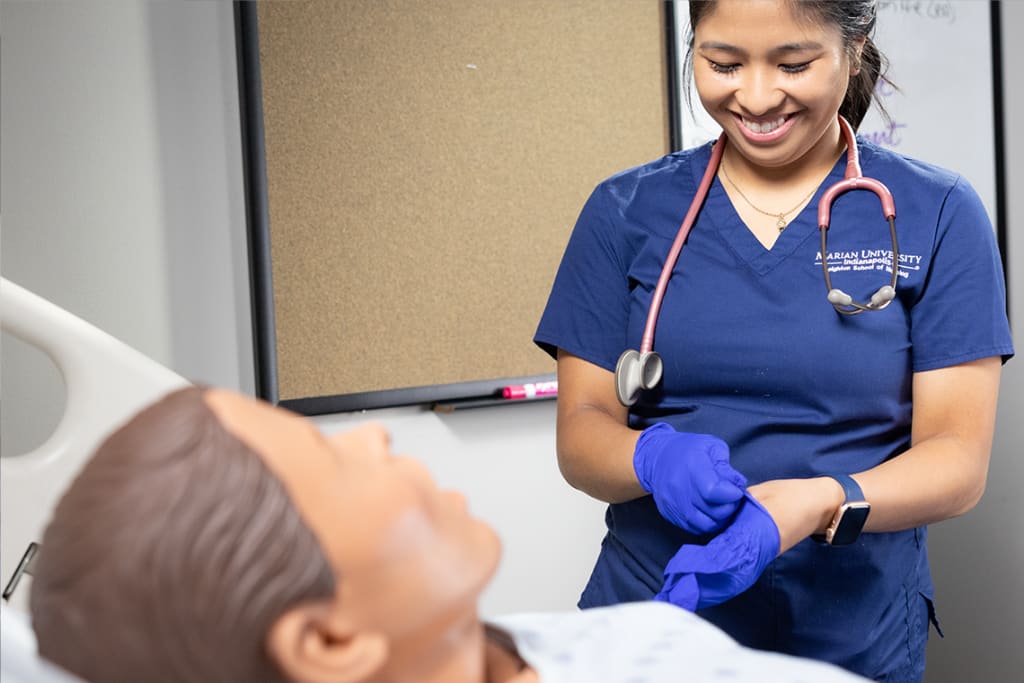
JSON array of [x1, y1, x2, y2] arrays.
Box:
[[910, 176, 1014, 372], [535, 184, 634, 372]]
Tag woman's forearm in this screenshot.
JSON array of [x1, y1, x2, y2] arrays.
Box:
[[752, 357, 1002, 554], [555, 351, 646, 503], [857, 432, 992, 533], [860, 356, 1000, 532], [556, 400, 645, 503]]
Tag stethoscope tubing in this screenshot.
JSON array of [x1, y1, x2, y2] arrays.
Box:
[[817, 117, 900, 314], [616, 115, 899, 406], [640, 133, 727, 355]]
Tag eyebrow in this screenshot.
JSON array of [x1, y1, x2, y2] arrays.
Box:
[[697, 41, 825, 57]]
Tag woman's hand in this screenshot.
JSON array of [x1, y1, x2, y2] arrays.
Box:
[[633, 423, 748, 534], [655, 492, 779, 611], [746, 477, 844, 555]]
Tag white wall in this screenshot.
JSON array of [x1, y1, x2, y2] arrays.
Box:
[[1, 0, 1021, 675]]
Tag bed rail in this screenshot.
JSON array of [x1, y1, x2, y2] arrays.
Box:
[[0, 278, 188, 610]]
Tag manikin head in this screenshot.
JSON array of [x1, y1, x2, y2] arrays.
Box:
[[29, 387, 502, 682]]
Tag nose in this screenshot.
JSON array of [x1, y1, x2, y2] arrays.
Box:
[[734, 68, 785, 117], [395, 453, 436, 485], [329, 422, 391, 458]]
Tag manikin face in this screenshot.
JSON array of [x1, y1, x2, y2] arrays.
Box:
[[204, 390, 502, 642], [692, 0, 859, 171]]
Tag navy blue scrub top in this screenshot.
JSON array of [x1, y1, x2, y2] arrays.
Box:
[[535, 139, 1014, 681]]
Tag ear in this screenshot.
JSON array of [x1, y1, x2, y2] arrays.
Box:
[[850, 37, 867, 76], [266, 602, 389, 683]]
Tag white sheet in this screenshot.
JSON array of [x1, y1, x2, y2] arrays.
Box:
[[491, 601, 871, 682]]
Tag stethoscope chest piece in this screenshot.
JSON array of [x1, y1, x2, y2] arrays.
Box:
[[615, 349, 663, 407]]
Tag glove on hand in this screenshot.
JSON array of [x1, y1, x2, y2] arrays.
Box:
[[653, 492, 780, 611], [633, 423, 747, 534]]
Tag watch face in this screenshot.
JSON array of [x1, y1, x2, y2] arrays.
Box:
[[830, 502, 871, 545]]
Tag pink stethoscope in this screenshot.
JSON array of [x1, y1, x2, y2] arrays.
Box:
[[615, 116, 900, 406]]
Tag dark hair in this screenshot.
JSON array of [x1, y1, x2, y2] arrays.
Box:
[[30, 386, 336, 683], [684, 0, 893, 130]]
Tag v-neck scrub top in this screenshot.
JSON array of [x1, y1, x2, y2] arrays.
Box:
[[534, 139, 1014, 682]]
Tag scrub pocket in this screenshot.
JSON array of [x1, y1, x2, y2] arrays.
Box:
[[578, 556, 612, 609], [882, 591, 936, 683], [578, 536, 660, 609]]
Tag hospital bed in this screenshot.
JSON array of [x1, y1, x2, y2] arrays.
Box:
[[1, 277, 189, 681], [0, 277, 872, 683]]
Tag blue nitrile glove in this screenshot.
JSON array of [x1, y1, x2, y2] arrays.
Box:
[[653, 492, 780, 611], [633, 423, 747, 534]]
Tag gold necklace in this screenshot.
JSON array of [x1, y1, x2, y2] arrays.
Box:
[[719, 163, 819, 232]]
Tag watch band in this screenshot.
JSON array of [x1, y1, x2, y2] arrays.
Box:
[[828, 473, 865, 504]]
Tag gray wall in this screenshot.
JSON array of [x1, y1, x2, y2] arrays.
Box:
[[1, 0, 1020, 678], [0, 0, 606, 620], [923, 2, 1024, 681], [1, 0, 254, 459]]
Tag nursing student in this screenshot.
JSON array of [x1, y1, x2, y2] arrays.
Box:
[[534, 1, 1014, 681]]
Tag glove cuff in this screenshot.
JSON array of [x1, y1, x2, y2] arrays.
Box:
[[633, 423, 674, 492]]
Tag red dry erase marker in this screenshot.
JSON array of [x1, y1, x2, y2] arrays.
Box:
[[503, 381, 558, 400]]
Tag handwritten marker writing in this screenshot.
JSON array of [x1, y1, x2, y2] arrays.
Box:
[[503, 381, 558, 400]]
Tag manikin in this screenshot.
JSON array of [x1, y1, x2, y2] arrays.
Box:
[[29, 387, 866, 682]]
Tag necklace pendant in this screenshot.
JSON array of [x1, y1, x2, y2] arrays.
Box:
[[776, 215, 787, 231]]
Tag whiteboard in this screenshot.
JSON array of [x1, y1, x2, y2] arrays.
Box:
[[674, 0, 1000, 227]]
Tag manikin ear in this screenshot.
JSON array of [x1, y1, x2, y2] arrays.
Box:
[[266, 602, 389, 683]]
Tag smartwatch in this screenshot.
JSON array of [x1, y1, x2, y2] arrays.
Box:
[[813, 474, 870, 546]]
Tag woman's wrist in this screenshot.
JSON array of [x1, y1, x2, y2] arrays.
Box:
[[747, 477, 846, 554], [812, 476, 847, 535]]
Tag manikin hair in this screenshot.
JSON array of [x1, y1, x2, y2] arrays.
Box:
[[684, 0, 893, 131], [29, 386, 336, 683]]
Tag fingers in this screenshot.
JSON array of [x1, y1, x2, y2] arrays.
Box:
[[663, 488, 742, 534], [675, 505, 733, 536], [633, 423, 748, 534], [657, 494, 782, 611], [695, 436, 747, 493], [712, 458, 748, 489]]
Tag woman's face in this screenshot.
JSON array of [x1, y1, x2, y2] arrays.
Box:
[[205, 390, 502, 640], [692, 0, 859, 172]]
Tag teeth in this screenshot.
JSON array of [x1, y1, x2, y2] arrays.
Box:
[[741, 116, 787, 134]]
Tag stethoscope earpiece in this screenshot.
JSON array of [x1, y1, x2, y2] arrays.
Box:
[[615, 349, 663, 407], [827, 289, 853, 306], [827, 282, 896, 313], [870, 285, 896, 308]]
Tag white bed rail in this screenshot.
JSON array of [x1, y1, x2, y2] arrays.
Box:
[[1, 278, 189, 610]]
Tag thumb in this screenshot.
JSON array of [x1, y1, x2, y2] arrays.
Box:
[[703, 479, 745, 505], [713, 459, 748, 489]]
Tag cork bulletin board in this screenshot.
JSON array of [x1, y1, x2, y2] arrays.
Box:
[[236, 1, 678, 413]]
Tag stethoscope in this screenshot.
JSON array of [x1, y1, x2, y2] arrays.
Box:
[[615, 116, 900, 407]]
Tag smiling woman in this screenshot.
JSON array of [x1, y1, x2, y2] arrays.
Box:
[[691, 0, 867, 247], [534, 0, 1013, 681]]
